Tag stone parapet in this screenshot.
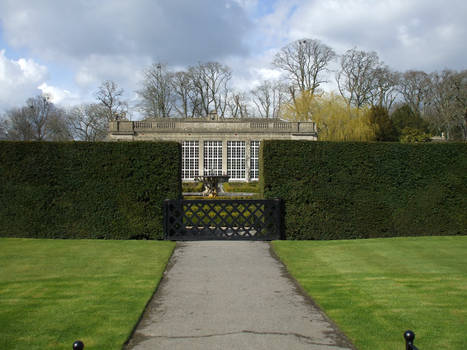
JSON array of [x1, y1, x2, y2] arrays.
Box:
[[109, 118, 318, 141]]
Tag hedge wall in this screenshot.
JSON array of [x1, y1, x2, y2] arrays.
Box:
[[0, 142, 181, 240], [262, 141, 467, 240]]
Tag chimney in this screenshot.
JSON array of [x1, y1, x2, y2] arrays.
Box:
[[208, 110, 219, 120]]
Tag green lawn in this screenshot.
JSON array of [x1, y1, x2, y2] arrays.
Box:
[[182, 182, 204, 193], [223, 181, 260, 193], [182, 181, 260, 194], [272, 236, 467, 350], [0, 238, 175, 350]]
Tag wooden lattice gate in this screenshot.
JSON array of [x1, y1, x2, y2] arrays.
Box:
[[164, 199, 283, 240]]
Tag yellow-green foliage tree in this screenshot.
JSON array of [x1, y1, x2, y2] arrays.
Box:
[[282, 91, 376, 141], [281, 90, 314, 121]]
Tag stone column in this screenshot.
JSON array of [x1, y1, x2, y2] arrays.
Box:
[[222, 140, 228, 176], [199, 140, 204, 176], [245, 140, 251, 182]]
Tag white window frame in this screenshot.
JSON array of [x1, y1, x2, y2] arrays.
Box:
[[181, 141, 199, 180], [250, 141, 260, 180], [204, 141, 223, 175], [227, 141, 246, 180]]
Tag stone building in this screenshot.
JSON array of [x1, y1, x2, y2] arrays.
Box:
[[108, 115, 317, 182]]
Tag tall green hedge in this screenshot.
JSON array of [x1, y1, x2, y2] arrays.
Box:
[[0, 142, 181, 239], [262, 141, 467, 239]]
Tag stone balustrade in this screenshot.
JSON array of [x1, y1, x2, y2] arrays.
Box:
[[109, 118, 317, 135]]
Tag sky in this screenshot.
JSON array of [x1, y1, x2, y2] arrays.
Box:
[[0, 0, 466, 117]]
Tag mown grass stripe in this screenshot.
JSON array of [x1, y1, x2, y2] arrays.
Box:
[[0, 238, 175, 350], [272, 236, 467, 350]]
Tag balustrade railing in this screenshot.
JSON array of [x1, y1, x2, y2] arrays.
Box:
[[273, 121, 292, 129], [133, 121, 153, 129], [110, 120, 316, 133]]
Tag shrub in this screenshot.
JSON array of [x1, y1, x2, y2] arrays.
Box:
[[400, 127, 432, 143], [391, 104, 430, 133], [367, 105, 399, 141], [262, 141, 467, 239], [0, 141, 181, 239]]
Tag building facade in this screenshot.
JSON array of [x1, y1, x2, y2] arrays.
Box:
[[108, 117, 317, 182]]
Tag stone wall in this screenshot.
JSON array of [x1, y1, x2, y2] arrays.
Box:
[[108, 118, 318, 142], [108, 118, 318, 182]]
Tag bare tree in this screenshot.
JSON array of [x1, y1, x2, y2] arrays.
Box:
[[47, 111, 73, 141], [3, 107, 34, 140], [425, 70, 467, 140], [397, 70, 431, 115], [273, 38, 336, 97], [138, 63, 174, 118], [251, 80, 288, 118], [451, 70, 467, 140], [371, 66, 400, 110], [171, 70, 200, 118], [27, 95, 53, 140], [189, 62, 232, 118], [227, 91, 250, 119], [4, 95, 71, 141], [95, 80, 128, 121], [67, 104, 108, 141], [0, 118, 8, 140], [337, 48, 382, 108]]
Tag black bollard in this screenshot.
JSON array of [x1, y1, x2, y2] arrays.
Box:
[[404, 330, 418, 350], [72, 340, 84, 350]]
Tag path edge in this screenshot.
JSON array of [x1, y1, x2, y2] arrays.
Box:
[[268, 242, 357, 350], [122, 242, 180, 349]]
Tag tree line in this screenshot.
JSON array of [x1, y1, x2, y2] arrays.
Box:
[[0, 81, 127, 142], [1, 38, 466, 141]]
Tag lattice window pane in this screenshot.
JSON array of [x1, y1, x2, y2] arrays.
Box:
[[204, 141, 223, 175], [182, 141, 199, 180], [250, 141, 260, 180], [227, 141, 246, 180]]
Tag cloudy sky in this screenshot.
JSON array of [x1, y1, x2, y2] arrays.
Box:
[[0, 0, 466, 116]]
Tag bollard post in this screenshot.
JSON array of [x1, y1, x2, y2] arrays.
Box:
[[404, 330, 418, 350], [72, 340, 84, 350]]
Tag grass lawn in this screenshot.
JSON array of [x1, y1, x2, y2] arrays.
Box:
[[182, 182, 204, 193], [223, 181, 260, 193], [272, 236, 467, 350], [182, 182, 261, 194], [0, 238, 175, 350]]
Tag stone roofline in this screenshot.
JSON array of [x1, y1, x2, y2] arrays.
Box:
[[109, 118, 317, 136]]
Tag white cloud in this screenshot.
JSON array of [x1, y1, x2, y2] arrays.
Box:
[[0, 0, 253, 112], [1, 0, 466, 114], [254, 0, 299, 48], [225, 47, 284, 92], [37, 82, 81, 107], [283, 0, 467, 71], [0, 50, 48, 111], [0, 0, 251, 64], [232, 0, 258, 12], [74, 54, 149, 90], [0, 51, 84, 112]]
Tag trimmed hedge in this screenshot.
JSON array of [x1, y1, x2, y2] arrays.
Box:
[[0, 142, 181, 239], [261, 141, 467, 239]]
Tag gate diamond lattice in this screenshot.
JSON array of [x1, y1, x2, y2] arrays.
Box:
[[164, 199, 282, 240]]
